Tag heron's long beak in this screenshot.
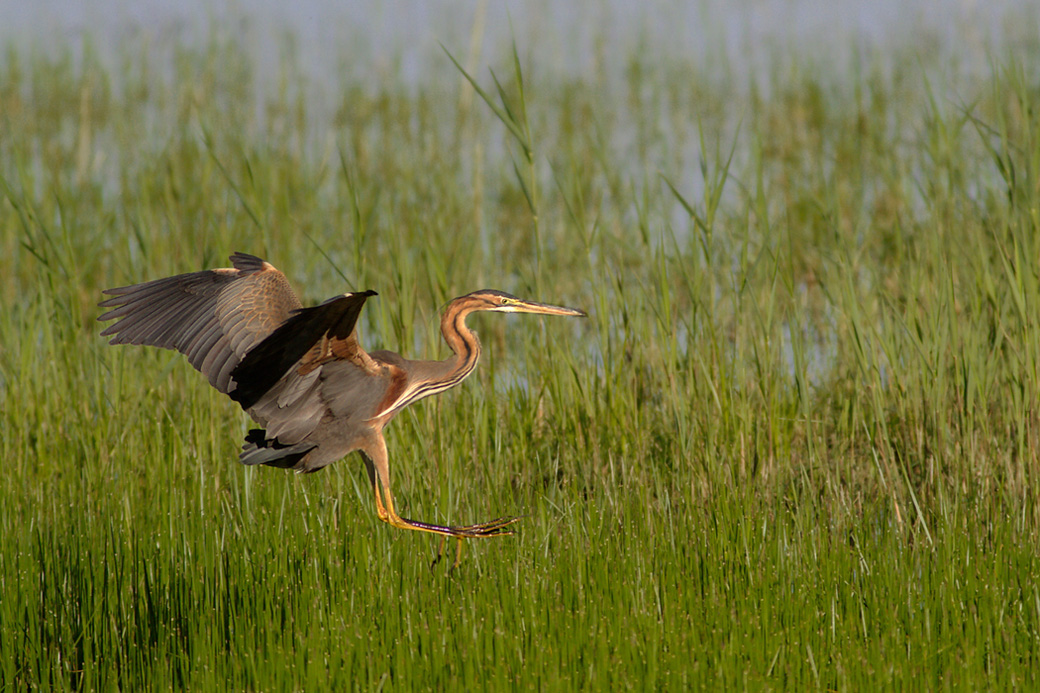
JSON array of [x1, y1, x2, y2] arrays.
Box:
[[506, 300, 587, 318]]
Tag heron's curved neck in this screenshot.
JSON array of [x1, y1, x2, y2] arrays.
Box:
[[372, 301, 484, 420], [438, 302, 482, 385]]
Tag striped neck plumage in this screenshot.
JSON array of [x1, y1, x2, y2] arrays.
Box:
[[371, 298, 482, 420], [439, 299, 482, 384]]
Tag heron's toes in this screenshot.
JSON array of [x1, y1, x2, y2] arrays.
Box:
[[451, 515, 521, 537], [393, 514, 520, 538]]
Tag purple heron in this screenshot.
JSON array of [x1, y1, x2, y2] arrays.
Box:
[[98, 252, 586, 541]]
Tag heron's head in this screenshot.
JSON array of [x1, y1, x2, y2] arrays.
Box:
[[461, 289, 587, 318]]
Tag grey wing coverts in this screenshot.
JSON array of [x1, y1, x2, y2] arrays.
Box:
[[98, 252, 302, 393]]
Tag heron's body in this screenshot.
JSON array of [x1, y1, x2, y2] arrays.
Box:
[[98, 252, 585, 541]]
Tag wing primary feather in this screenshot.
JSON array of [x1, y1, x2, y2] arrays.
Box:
[[229, 252, 268, 274]]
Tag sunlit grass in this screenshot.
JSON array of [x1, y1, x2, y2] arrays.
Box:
[[3, 19, 1040, 689]]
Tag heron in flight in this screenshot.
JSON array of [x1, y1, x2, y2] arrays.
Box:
[[98, 252, 585, 542]]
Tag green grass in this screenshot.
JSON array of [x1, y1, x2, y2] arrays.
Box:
[[4, 19, 1040, 689]]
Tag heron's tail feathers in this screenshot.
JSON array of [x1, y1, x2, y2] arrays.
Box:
[[239, 429, 315, 469]]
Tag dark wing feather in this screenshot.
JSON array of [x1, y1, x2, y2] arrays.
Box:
[[239, 428, 316, 468], [98, 252, 302, 393], [228, 291, 377, 410]]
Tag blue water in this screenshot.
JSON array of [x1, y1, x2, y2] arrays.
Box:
[[3, 0, 1036, 92]]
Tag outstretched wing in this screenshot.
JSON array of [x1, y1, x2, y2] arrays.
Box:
[[101, 254, 386, 467], [98, 252, 302, 393]]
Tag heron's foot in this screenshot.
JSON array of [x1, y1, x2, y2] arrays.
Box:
[[446, 515, 522, 537], [429, 517, 523, 570], [395, 514, 521, 538]]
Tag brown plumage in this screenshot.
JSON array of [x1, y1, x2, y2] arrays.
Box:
[[99, 252, 586, 540]]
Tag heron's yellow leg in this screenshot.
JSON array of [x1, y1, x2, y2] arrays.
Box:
[[372, 482, 389, 521], [369, 475, 520, 537], [363, 438, 520, 538]]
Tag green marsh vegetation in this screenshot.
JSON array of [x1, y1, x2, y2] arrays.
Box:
[[3, 21, 1040, 690]]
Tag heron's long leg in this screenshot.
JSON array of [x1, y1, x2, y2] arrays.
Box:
[[361, 438, 519, 538], [361, 451, 389, 521]]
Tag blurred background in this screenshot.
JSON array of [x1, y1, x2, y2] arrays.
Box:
[[5, 0, 1035, 103]]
